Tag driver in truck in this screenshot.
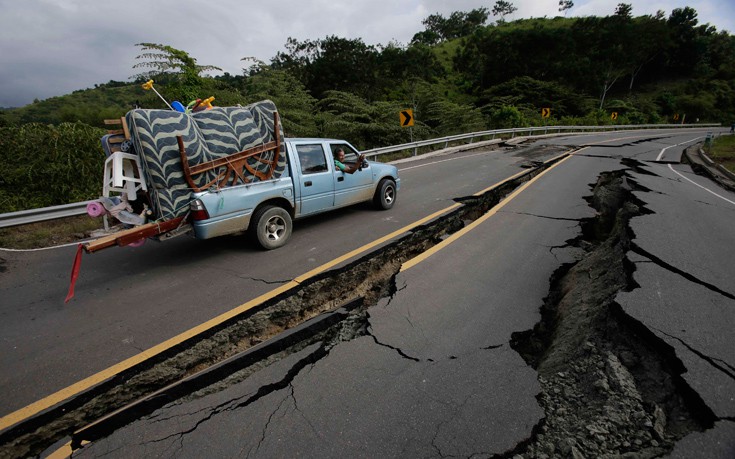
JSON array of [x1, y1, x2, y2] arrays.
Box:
[[334, 148, 366, 174]]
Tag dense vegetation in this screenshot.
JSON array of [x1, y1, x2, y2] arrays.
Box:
[[1, 4, 733, 212]]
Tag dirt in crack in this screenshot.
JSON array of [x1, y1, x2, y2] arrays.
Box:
[[0, 159, 557, 458], [507, 169, 717, 459]]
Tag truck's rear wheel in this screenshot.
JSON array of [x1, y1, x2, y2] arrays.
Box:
[[250, 205, 292, 250], [373, 178, 397, 210]]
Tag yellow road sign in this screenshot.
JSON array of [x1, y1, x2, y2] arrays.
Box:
[[400, 109, 414, 127], [673, 113, 680, 121], [541, 107, 551, 118], [611, 112, 618, 120]]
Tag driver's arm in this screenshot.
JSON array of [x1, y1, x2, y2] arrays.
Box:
[[336, 154, 365, 174]]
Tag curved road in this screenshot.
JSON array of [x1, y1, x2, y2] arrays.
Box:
[[1, 128, 733, 457]]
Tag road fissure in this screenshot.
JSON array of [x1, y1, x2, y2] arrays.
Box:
[[2, 155, 567, 458], [506, 166, 717, 458]]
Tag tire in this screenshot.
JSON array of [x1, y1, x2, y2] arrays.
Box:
[[373, 178, 397, 210], [249, 205, 292, 250]]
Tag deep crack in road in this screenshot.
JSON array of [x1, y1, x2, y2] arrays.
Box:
[[508, 167, 720, 458], [3, 144, 734, 458]]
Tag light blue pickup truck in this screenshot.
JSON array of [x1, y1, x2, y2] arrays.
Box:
[[190, 137, 400, 249], [85, 100, 400, 252]]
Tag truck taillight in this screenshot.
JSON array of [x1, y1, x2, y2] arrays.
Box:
[[190, 199, 210, 221]]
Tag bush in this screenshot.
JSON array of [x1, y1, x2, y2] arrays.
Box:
[[488, 105, 525, 128], [0, 122, 105, 212]]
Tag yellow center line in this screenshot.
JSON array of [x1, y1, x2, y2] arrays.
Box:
[[2, 150, 577, 434], [46, 441, 73, 459], [1, 200, 465, 433], [401, 154, 574, 272]]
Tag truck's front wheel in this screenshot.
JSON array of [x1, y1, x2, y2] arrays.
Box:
[[250, 205, 292, 250], [373, 178, 397, 210]]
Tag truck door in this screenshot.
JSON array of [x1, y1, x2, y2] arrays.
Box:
[[330, 142, 373, 207], [294, 143, 335, 216]]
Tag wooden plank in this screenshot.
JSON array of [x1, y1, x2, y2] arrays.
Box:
[[188, 141, 278, 174], [104, 118, 130, 139], [116, 218, 185, 246], [121, 117, 131, 140], [83, 217, 185, 253]]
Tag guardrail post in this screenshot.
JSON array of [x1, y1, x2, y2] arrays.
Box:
[[704, 132, 713, 150]]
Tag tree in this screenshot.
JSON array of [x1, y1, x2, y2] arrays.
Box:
[[667, 7, 702, 74], [132, 43, 222, 102], [614, 3, 633, 18], [492, 1, 517, 23], [420, 13, 449, 42], [412, 8, 489, 44], [272, 36, 379, 100], [244, 68, 318, 137], [314, 91, 412, 148], [240, 57, 268, 76], [624, 15, 669, 93], [423, 100, 485, 135], [411, 29, 441, 46], [309, 36, 379, 100], [668, 6, 698, 28], [479, 76, 591, 117], [566, 17, 629, 109], [376, 42, 445, 89], [487, 105, 524, 129], [598, 63, 625, 109], [133, 43, 221, 80], [465, 8, 490, 30], [558, 0, 574, 15]]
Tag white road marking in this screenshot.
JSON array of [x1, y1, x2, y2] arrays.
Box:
[[668, 164, 735, 206], [655, 136, 704, 161], [399, 151, 491, 171]]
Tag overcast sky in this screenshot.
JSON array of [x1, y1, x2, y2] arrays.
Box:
[[1, 0, 732, 108]]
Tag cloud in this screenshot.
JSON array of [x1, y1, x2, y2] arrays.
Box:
[[0, 0, 732, 108]]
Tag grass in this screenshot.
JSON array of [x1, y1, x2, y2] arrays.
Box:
[[705, 133, 735, 173], [0, 215, 104, 250]]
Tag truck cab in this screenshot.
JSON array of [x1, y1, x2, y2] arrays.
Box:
[[291, 138, 381, 214], [189, 138, 400, 249]]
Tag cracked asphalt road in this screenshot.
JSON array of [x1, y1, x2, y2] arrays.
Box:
[[69, 129, 735, 458], [615, 162, 735, 456], [5, 127, 735, 457]]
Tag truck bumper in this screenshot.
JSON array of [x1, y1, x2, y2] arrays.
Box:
[[192, 210, 252, 239]]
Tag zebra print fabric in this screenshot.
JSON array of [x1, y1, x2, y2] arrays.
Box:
[[126, 100, 286, 220]]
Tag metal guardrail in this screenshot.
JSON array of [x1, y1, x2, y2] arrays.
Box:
[[0, 200, 96, 228], [361, 123, 719, 158], [0, 123, 721, 229]]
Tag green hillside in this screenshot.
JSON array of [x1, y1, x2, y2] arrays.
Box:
[[1, 7, 733, 213]]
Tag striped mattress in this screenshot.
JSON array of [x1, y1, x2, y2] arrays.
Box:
[[125, 100, 287, 220]]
